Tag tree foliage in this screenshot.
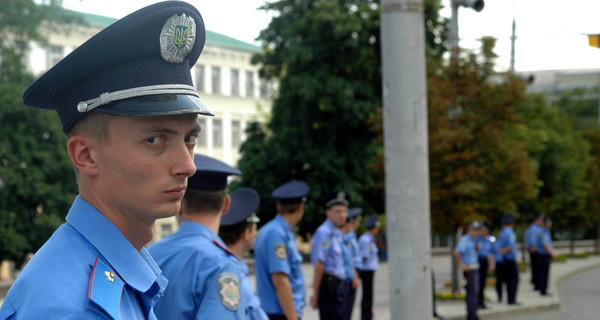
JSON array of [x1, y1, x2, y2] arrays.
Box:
[[0, 0, 80, 264]]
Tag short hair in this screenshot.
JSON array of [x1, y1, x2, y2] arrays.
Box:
[[66, 111, 112, 142], [278, 203, 301, 215], [219, 221, 251, 246], [183, 189, 228, 215]]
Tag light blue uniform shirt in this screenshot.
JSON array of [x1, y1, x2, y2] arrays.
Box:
[[239, 262, 269, 320], [477, 235, 493, 258], [341, 233, 354, 282], [148, 221, 245, 320], [536, 229, 553, 255], [358, 232, 379, 271], [0, 196, 167, 320], [526, 224, 542, 251], [455, 234, 479, 266], [347, 232, 363, 271], [254, 215, 305, 317], [498, 227, 517, 261], [311, 219, 345, 278], [493, 240, 504, 263]]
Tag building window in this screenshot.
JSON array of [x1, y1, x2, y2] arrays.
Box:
[[197, 118, 206, 146], [211, 66, 221, 94], [46, 45, 63, 69], [212, 119, 222, 147], [245, 71, 254, 97], [160, 224, 173, 239], [231, 120, 241, 147], [196, 65, 205, 92], [260, 79, 274, 98], [231, 69, 240, 96]]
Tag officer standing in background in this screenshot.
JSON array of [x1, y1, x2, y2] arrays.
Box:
[[341, 208, 363, 320], [535, 217, 554, 296], [358, 215, 380, 320], [149, 155, 245, 319], [476, 223, 495, 309], [219, 187, 269, 320], [497, 214, 520, 305], [453, 221, 482, 320], [0, 2, 211, 318], [526, 215, 544, 290], [493, 234, 505, 303], [310, 190, 351, 319], [255, 181, 309, 320]]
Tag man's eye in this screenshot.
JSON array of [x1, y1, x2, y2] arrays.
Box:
[[146, 136, 163, 144], [185, 135, 198, 144]]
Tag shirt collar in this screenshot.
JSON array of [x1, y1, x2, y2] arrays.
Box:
[[179, 220, 227, 247], [66, 196, 165, 293]]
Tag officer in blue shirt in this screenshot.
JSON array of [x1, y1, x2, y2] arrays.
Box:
[[219, 187, 269, 320], [310, 190, 350, 319], [476, 223, 495, 309], [340, 208, 362, 320], [525, 215, 544, 290], [497, 214, 520, 305], [149, 155, 245, 319], [0, 2, 210, 319], [358, 214, 380, 320], [492, 236, 505, 302], [535, 217, 555, 296], [454, 221, 482, 320], [254, 181, 309, 320]]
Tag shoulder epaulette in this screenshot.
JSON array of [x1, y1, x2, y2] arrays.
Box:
[[212, 238, 233, 255], [88, 258, 124, 320]]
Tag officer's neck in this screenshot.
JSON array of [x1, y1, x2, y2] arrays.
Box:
[[279, 213, 298, 228], [182, 212, 221, 234]]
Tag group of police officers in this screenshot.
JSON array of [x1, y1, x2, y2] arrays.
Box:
[[454, 214, 554, 320]]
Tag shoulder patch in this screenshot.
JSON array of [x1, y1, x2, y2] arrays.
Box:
[[321, 237, 331, 249], [218, 272, 240, 311], [275, 243, 287, 260], [88, 258, 124, 320]]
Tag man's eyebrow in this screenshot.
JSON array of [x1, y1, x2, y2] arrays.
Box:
[[141, 125, 178, 135]]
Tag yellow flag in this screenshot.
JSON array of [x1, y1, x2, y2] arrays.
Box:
[[589, 34, 600, 48]]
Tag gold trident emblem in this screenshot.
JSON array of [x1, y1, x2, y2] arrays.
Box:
[[173, 25, 189, 49]]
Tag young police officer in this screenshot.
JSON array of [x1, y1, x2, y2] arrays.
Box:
[[0, 2, 211, 318], [341, 208, 363, 320], [219, 187, 269, 320], [149, 155, 245, 319], [358, 214, 380, 320], [255, 181, 309, 320], [454, 221, 482, 320]]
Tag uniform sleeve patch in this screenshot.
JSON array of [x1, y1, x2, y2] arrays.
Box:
[[275, 243, 287, 260], [218, 272, 240, 311], [321, 237, 331, 249]]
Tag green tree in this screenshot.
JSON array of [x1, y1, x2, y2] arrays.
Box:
[[0, 0, 81, 264]]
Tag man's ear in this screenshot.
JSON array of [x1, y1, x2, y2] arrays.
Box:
[[67, 136, 99, 176], [241, 227, 250, 242], [220, 194, 231, 216]]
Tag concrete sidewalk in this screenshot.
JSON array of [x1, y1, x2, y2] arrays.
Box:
[[435, 255, 600, 320]]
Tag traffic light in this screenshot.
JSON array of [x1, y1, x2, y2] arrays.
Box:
[[589, 34, 600, 48]]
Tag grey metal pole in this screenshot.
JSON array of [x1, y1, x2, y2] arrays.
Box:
[[510, 17, 516, 74], [380, 0, 432, 319], [450, 2, 459, 61]]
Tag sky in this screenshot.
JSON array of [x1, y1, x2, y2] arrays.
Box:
[[61, 0, 600, 72]]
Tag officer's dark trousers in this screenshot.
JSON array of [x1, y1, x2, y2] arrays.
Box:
[[529, 251, 538, 289], [360, 270, 375, 320], [463, 269, 480, 320], [477, 257, 489, 307], [536, 253, 551, 295], [268, 315, 302, 320], [343, 281, 356, 320], [504, 259, 519, 304], [319, 273, 348, 320], [494, 261, 505, 302]]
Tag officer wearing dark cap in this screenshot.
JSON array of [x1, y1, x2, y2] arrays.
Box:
[[497, 214, 520, 305], [454, 221, 483, 320], [534, 217, 554, 296], [310, 190, 350, 319], [0, 2, 209, 319], [148, 154, 245, 319], [358, 214, 380, 320], [255, 181, 309, 320], [219, 187, 269, 320], [340, 208, 363, 320]]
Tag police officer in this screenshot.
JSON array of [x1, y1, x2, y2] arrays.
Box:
[[476, 223, 495, 309], [149, 155, 245, 319], [535, 217, 554, 296], [254, 181, 309, 320], [454, 221, 482, 320], [310, 190, 350, 319], [219, 187, 269, 320], [493, 234, 505, 302], [497, 214, 520, 305], [358, 214, 380, 320], [526, 215, 545, 290], [341, 208, 363, 320], [0, 2, 210, 318]]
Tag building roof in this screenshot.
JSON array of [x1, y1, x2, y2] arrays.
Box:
[[76, 10, 260, 53]]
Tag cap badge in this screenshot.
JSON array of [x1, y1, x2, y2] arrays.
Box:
[[160, 13, 196, 63], [218, 272, 240, 311], [337, 191, 345, 200]]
